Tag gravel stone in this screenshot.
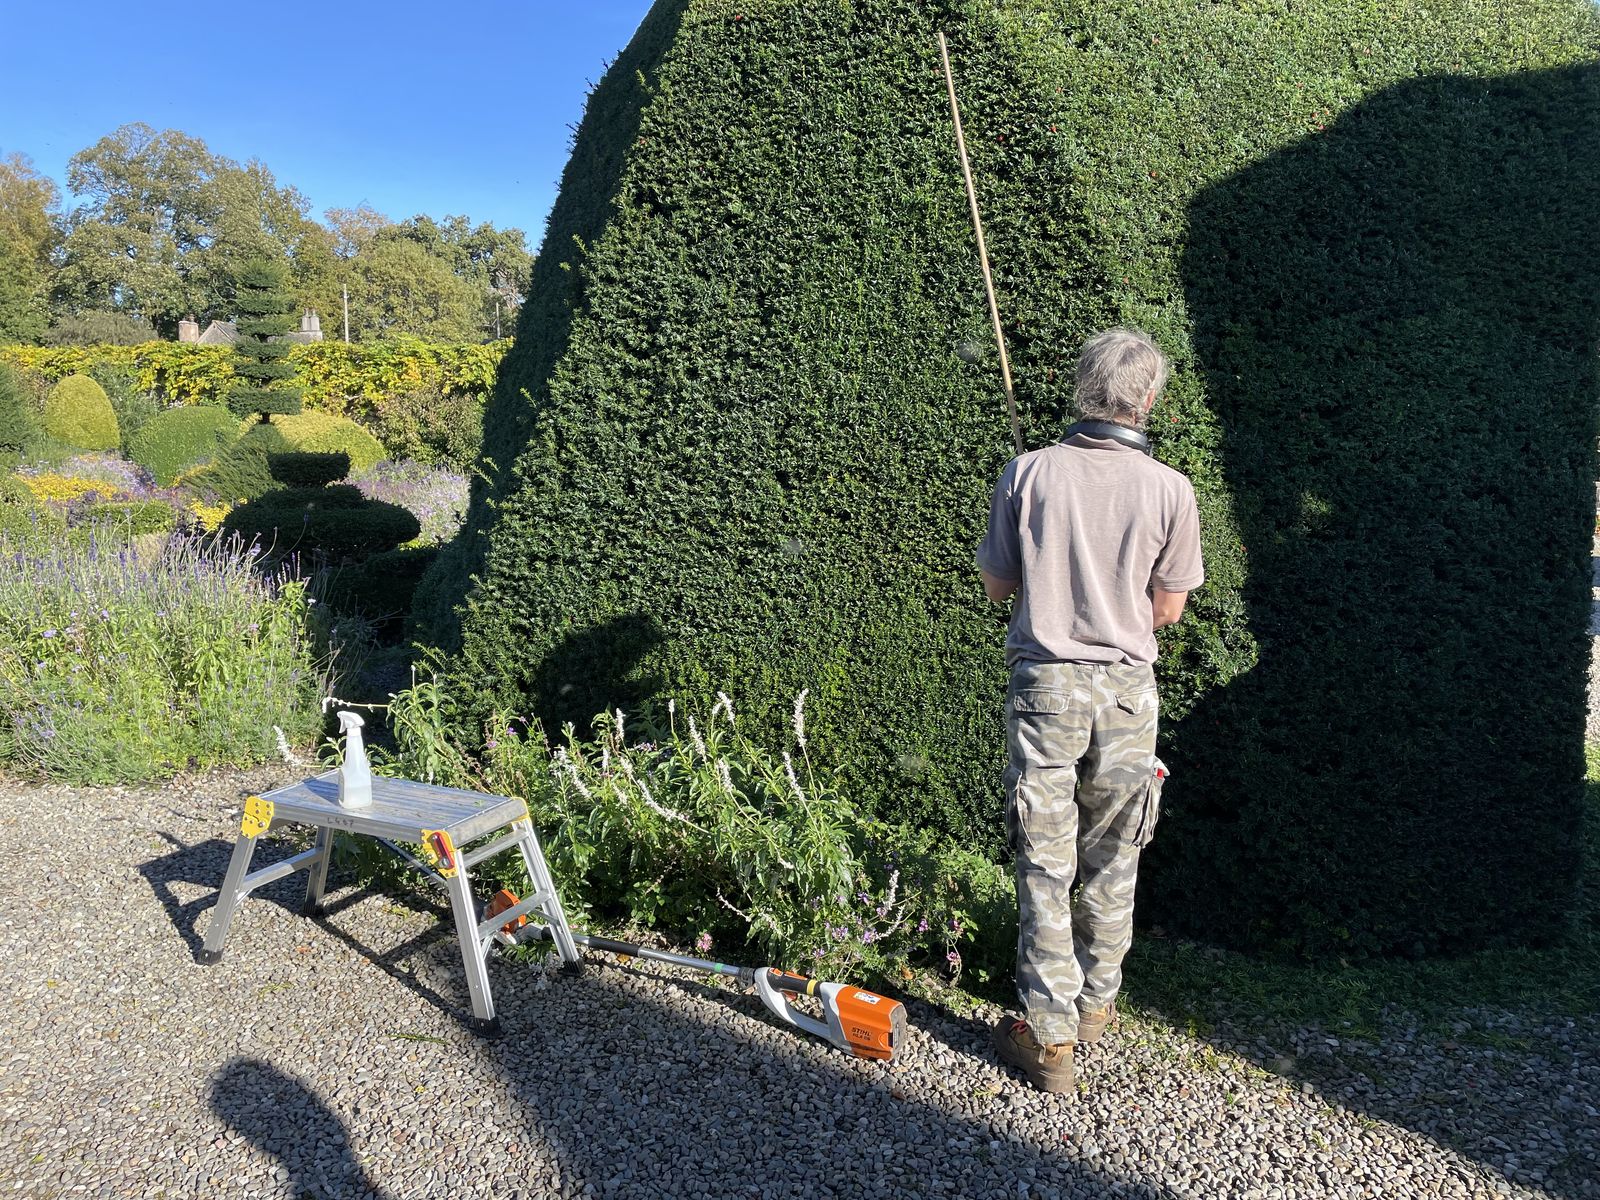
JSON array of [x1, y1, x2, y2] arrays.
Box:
[[0, 766, 1595, 1199]]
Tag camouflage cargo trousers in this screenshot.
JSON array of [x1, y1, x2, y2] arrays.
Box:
[[1005, 659, 1165, 1044]]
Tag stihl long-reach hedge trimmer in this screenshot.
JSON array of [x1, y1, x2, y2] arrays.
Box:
[[486, 890, 907, 1062]]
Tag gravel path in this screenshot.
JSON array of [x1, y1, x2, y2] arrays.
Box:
[[1, 771, 1595, 1200]]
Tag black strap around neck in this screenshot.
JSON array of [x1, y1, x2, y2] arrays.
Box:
[[1064, 420, 1150, 455]]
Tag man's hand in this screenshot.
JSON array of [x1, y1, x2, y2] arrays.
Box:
[[981, 569, 1020, 604], [1152, 589, 1188, 630]]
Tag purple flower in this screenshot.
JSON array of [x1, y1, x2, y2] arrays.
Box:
[[828, 925, 848, 941], [947, 950, 961, 965], [861, 931, 877, 945], [694, 932, 713, 954], [856, 892, 872, 905], [98, 609, 110, 619], [812, 948, 825, 960], [485, 738, 499, 751], [41, 629, 56, 639], [916, 918, 929, 934]]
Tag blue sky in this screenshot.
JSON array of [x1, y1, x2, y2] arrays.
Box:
[[1, 1, 657, 251]]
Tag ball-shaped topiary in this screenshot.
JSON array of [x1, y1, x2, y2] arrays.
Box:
[[42, 374, 119, 451], [129, 406, 240, 486]]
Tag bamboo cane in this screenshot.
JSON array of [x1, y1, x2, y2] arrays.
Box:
[[938, 30, 1023, 458]]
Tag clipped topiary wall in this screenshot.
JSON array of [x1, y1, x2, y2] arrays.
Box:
[[417, 0, 1600, 956]]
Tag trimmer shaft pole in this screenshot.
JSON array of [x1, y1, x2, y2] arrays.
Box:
[[938, 29, 1024, 459]]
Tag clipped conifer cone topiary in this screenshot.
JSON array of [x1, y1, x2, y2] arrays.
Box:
[[415, 0, 1600, 957]]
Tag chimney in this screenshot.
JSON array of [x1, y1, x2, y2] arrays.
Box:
[[300, 310, 323, 341], [178, 316, 200, 343]]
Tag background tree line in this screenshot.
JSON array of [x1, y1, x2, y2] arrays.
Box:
[[0, 123, 533, 346]]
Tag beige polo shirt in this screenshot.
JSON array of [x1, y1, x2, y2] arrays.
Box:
[[976, 433, 1204, 667]]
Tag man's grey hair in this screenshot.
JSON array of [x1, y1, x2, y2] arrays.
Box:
[[1073, 328, 1170, 430]]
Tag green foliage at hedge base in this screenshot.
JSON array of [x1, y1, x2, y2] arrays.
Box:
[[366, 385, 484, 473], [42, 374, 118, 451], [128, 406, 238, 485], [420, 0, 1599, 958]]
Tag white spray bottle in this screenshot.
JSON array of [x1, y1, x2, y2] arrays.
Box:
[[336, 710, 372, 810]]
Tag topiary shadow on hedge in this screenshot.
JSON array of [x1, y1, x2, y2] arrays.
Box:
[[1150, 63, 1600, 958]]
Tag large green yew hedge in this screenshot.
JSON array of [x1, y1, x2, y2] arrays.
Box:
[[417, 0, 1600, 956]]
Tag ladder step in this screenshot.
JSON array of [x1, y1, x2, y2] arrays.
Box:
[[463, 829, 527, 870]]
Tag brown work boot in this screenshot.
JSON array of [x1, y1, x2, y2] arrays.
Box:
[[1076, 1001, 1118, 1045], [992, 1018, 1076, 1094]]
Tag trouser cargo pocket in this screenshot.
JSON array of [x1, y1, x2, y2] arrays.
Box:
[[1133, 758, 1167, 849]]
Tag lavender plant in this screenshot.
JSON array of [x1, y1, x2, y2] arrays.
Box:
[[350, 460, 468, 546], [0, 531, 325, 781]]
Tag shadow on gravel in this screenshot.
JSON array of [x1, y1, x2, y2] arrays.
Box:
[[474, 959, 1182, 1200], [140, 832, 251, 959], [211, 1058, 393, 1200], [140, 831, 467, 1020]]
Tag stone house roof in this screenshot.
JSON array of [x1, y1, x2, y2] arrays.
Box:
[[178, 311, 324, 345]]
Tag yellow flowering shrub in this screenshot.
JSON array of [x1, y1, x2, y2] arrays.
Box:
[[18, 474, 117, 505]]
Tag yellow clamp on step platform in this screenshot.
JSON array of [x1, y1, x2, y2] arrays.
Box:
[[241, 796, 274, 838], [418, 829, 460, 878]]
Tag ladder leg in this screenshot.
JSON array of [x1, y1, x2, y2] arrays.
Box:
[[302, 826, 334, 916], [515, 818, 583, 970], [445, 862, 497, 1028], [199, 830, 260, 964]]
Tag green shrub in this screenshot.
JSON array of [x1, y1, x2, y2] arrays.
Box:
[[69, 500, 178, 542], [127, 406, 238, 486], [0, 533, 323, 781], [227, 258, 303, 421], [42, 374, 118, 451], [86, 360, 158, 453], [0, 500, 66, 551], [269, 451, 350, 489], [265, 411, 386, 472], [321, 544, 440, 623], [416, 0, 1600, 957], [182, 421, 291, 502], [0, 364, 39, 466], [367, 385, 485, 472], [181, 413, 383, 502]]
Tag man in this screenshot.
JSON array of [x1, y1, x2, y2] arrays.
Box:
[[976, 327, 1203, 1094]]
